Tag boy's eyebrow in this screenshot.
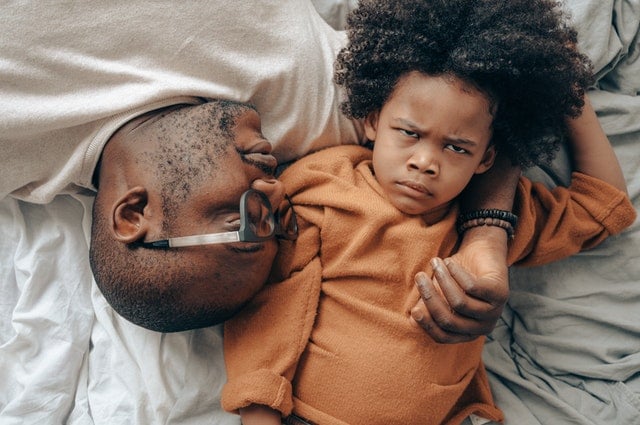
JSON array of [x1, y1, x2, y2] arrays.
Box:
[[394, 117, 421, 130], [444, 135, 478, 147], [394, 117, 479, 146]]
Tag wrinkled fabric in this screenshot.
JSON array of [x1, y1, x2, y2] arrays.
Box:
[[0, 0, 360, 203], [484, 1, 640, 424], [223, 145, 633, 425], [0, 196, 93, 424], [0, 1, 360, 424]]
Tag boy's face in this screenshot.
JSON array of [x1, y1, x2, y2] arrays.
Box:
[[365, 72, 496, 217]]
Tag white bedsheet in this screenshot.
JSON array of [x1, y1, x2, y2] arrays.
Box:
[[0, 195, 93, 423], [1, 1, 638, 424], [0, 3, 361, 424]]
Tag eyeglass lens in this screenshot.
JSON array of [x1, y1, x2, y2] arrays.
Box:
[[276, 197, 298, 240], [245, 190, 275, 239]]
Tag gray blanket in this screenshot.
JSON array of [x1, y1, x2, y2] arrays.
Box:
[[484, 1, 640, 423]]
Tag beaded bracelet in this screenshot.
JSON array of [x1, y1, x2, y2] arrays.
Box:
[[456, 209, 518, 239], [457, 217, 515, 239]]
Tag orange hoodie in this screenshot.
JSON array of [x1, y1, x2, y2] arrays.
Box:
[[223, 145, 635, 425]]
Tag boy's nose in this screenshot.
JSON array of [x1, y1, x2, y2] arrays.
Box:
[[251, 178, 286, 210], [409, 150, 439, 175]]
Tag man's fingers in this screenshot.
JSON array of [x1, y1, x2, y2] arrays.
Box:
[[431, 258, 501, 320], [444, 257, 508, 308], [410, 302, 480, 343], [413, 271, 491, 341], [414, 271, 447, 310]]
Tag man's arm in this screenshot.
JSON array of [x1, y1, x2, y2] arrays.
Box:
[[411, 155, 520, 343]]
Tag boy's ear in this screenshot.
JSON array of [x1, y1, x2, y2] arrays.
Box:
[[475, 145, 497, 174], [111, 186, 150, 243], [363, 111, 380, 142]]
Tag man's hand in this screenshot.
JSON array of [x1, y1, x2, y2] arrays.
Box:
[[411, 226, 509, 343]]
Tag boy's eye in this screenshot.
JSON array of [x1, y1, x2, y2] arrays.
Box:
[[400, 129, 419, 138], [445, 144, 468, 154]]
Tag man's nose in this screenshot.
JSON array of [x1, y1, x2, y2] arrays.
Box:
[[408, 148, 439, 175], [251, 178, 286, 209]]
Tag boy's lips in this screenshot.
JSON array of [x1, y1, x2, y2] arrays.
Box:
[[398, 180, 432, 196]]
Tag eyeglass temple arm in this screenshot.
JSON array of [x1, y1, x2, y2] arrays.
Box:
[[135, 239, 171, 249], [136, 231, 243, 249]]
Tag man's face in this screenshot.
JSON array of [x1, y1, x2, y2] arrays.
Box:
[[92, 101, 290, 330], [365, 72, 496, 218], [96, 101, 288, 329], [146, 104, 284, 316]]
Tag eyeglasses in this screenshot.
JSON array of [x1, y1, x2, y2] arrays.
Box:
[[137, 189, 298, 249]]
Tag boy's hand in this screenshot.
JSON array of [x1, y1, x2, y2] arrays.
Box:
[[411, 228, 509, 343]]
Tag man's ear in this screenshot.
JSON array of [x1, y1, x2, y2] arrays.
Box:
[[112, 186, 150, 243], [475, 145, 497, 174], [363, 110, 380, 142]]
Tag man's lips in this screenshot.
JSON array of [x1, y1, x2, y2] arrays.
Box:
[[242, 139, 278, 174], [227, 241, 265, 253], [249, 139, 273, 154], [243, 152, 278, 172]]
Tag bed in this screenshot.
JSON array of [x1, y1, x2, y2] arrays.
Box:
[[0, 1, 638, 424]]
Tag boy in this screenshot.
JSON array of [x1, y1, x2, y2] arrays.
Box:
[[222, 0, 636, 424]]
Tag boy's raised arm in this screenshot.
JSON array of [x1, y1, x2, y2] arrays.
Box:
[[568, 95, 627, 193]]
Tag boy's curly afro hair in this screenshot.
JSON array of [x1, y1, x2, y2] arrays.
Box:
[[334, 0, 594, 167]]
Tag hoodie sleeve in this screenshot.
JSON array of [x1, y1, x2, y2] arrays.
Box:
[[221, 205, 324, 416], [507, 172, 636, 266]]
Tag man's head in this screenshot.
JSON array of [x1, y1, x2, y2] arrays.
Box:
[[90, 100, 285, 332]]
